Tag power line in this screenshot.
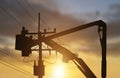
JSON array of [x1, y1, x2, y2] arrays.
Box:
[[15, 0, 46, 29], [0, 49, 33, 66], [0, 49, 33, 71], [0, 60, 34, 78], [24, 0, 38, 14], [22, 0, 50, 29], [0, 0, 46, 29], [17, 0, 52, 30], [0, 6, 24, 26], [0, 52, 34, 77], [15, 0, 37, 22]]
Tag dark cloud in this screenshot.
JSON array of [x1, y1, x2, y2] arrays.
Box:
[[105, 4, 120, 38], [103, 4, 120, 56]]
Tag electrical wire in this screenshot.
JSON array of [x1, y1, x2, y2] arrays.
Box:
[[0, 60, 34, 78], [15, 0, 37, 22], [0, 49, 33, 73], [0, 51, 34, 77], [0, 6, 24, 27], [0, 49, 33, 66], [23, 0, 50, 29], [24, 0, 38, 14], [0, 49, 19, 60], [16, 0, 52, 30], [18, 0, 49, 31]]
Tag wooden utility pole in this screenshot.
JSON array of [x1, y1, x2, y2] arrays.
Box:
[[38, 13, 44, 78], [37, 13, 56, 78]]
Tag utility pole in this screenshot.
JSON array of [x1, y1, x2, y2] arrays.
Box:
[[35, 13, 56, 78], [38, 13, 44, 78]]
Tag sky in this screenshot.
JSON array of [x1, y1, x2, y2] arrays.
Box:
[[0, 0, 120, 78]]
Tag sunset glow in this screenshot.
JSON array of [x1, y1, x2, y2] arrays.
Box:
[[54, 64, 65, 78], [0, 0, 120, 78]]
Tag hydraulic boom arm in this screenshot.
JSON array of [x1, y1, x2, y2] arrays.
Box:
[[44, 20, 106, 78]]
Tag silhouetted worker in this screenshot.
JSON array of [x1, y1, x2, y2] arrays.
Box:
[[16, 27, 28, 50], [20, 27, 30, 56], [21, 27, 28, 36]]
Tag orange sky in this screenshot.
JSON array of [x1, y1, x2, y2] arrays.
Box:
[[0, 0, 120, 78], [0, 49, 120, 78]]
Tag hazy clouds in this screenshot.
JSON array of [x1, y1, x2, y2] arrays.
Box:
[[0, 0, 120, 56]]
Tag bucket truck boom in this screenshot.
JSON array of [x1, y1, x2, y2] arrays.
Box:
[[43, 20, 106, 78]]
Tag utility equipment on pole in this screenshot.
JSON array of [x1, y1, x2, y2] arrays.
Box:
[[15, 13, 107, 78]]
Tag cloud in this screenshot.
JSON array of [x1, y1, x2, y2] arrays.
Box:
[[104, 4, 120, 38], [103, 3, 120, 56], [0, 0, 120, 57], [53, 3, 120, 57]]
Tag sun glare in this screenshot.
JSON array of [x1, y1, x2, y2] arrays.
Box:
[[53, 64, 65, 78]]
